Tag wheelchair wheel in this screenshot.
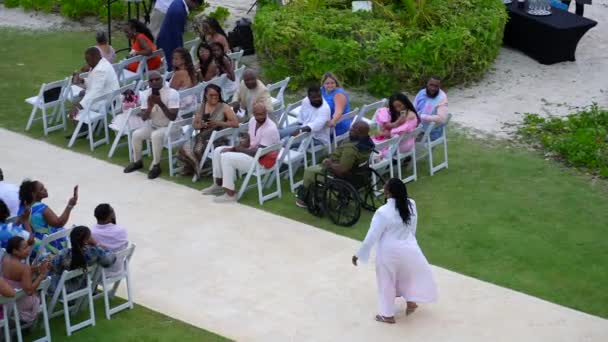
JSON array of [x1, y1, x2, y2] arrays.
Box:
[[361, 169, 386, 212], [306, 184, 324, 218], [325, 179, 361, 227]]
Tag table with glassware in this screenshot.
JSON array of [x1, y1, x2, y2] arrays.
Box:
[[503, 0, 597, 65]]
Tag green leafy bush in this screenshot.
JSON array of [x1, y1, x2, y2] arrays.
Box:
[[254, 0, 507, 94], [208, 6, 230, 24], [518, 105, 608, 177], [4, 0, 20, 8], [18, 0, 57, 12]]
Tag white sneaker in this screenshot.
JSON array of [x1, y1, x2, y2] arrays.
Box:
[[213, 193, 237, 203], [201, 184, 224, 195]]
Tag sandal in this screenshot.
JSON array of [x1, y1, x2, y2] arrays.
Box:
[[406, 303, 418, 316], [375, 314, 396, 324]]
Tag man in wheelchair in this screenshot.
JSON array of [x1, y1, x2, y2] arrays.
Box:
[[295, 121, 374, 209]]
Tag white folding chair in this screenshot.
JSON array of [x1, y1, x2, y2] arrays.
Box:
[[35, 227, 73, 261], [227, 50, 244, 69], [68, 71, 89, 102], [193, 127, 236, 182], [267, 77, 290, 110], [237, 143, 283, 205], [207, 74, 228, 94], [29, 277, 52, 342], [416, 113, 452, 176], [279, 100, 301, 129], [370, 135, 399, 180], [144, 49, 168, 77], [108, 82, 138, 119], [67, 92, 112, 150], [108, 107, 142, 161], [184, 38, 201, 61], [25, 78, 70, 136], [177, 84, 203, 119], [119, 55, 145, 86], [0, 292, 23, 342], [165, 117, 194, 176], [394, 127, 424, 183], [356, 99, 387, 126], [48, 266, 97, 336], [269, 106, 284, 125], [92, 244, 136, 320], [226, 66, 246, 101], [331, 107, 359, 149], [277, 132, 312, 192]]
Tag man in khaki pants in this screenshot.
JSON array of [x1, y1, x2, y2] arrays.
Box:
[[149, 0, 173, 38]]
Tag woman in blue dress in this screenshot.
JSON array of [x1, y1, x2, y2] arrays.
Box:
[[18, 180, 78, 256], [321, 72, 351, 137]]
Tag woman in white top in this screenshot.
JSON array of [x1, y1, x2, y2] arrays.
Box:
[[353, 178, 437, 324]]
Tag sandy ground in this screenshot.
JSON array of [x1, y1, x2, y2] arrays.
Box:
[[1, 127, 607, 341], [1, 1, 606, 137]]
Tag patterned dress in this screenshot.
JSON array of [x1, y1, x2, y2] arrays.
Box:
[[0, 222, 30, 249], [48, 245, 116, 295], [18, 202, 67, 256]]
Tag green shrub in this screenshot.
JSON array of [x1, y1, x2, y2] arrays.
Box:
[[18, 0, 56, 12], [60, 0, 99, 18], [208, 6, 230, 24], [254, 0, 507, 94], [518, 105, 608, 177], [4, 0, 20, 8]]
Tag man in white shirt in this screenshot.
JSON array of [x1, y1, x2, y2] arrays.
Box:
[[123, 71, 180, 179], [91, 203, 129, 275], [0, 169, 19, 218], [279, 85, 331, 146], [231, 70, 274, 122], [149, 0, 173, 38], [68, 47, 120, 121]]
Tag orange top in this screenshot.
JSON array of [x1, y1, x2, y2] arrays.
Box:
[[127, 33, 162, 72]]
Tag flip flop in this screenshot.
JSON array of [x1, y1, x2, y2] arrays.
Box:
[[375, 314, 396, 324]]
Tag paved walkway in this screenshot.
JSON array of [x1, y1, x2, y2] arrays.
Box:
[[1, 128, 607, 341]]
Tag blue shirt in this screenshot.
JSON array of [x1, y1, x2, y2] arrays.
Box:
[[156, 0, 188, 70], [321, 87, 351, 137]]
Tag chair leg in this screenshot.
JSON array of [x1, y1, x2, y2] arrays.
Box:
[[3, 305, 9, 342], [443, 137, 449, 169], [40, 289, 51, 342], [41, 106, 49, 136], [428, 143, 435, 176], [12, 301, 23, 342], [275, 165, 282, 199], [26, 105, 38, 131], [68, 121, 83, 148], [168, 146, 174, 176], [256, 170, 264, 205], [89, 121, 96, 151], [62, 289, 72, 336], [412, 149, 418, 182]]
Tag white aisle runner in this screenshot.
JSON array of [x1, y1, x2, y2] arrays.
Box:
[[1, 129, 606, 341]]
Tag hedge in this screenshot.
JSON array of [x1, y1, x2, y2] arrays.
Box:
[[4, 0, 128, 21], [253, 0, 508, 94]]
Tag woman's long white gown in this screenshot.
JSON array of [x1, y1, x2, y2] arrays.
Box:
[[356, 198, 437, 317]]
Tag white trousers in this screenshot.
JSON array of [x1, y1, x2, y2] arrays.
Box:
[[212, 146, 254, 191], [132, 125, 168, 168]]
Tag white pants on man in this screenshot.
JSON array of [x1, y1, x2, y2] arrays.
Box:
[[132, 124, 168, 169], [212, 146, 254, 191]]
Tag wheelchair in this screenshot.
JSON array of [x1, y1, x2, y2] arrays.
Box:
[[302, 164, 386, 227]]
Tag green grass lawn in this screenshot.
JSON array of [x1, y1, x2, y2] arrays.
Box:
[[1, 29, 607, 323]]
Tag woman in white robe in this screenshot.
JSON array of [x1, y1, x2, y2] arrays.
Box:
[[353, 178, 437, 324]]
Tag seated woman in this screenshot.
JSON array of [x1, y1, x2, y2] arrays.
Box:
[[0, 199, 34, 249], [123, 19, 161, 73], [196, 43, 219, 82], [372, 93, 421, 157], [170, 47, 199, 113], [2, 236, 51, 324], [200, 17, 231, 53], [211, 42, 236, 87], [95, 30, 115, 63], [321, 72, 351, 137], [177, 84, 239, 177], [48, 226, 116, 295], [18, 181, 78, 255]]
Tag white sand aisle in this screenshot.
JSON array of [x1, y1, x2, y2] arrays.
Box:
[[1, 128, 607, 341]]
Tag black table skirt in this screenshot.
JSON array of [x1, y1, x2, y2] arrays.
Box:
[[503, 2, 597, 64]]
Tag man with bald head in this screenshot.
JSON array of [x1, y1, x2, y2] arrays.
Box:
[[202, 101, 280, 202], [68, 47, 119, 120], [296, 121, 375, 208], [124, 71, 180, 179], [231, 69, 273, 122]]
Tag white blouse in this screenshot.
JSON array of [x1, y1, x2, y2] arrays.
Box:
[[356, 198, 418, 263]]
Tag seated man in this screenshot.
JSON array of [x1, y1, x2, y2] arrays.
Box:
[[91, 203, 128, 275], [296, 121, 374, 208], [231, 69, 273, 122], [201, 102, 280, 203], [279, 85, 331, 146], [0, 168, 19, 218], [124, 71, 180, 179], [69, 47, 120, 122], [414, 76, 448, 141]]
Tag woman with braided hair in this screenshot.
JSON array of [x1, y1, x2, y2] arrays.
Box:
[[353, 178, 437, 324]]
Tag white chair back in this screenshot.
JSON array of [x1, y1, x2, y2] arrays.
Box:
[[356, 99, 387, 125], [227, 50, 245, 69], [268, 77, 291, 110]]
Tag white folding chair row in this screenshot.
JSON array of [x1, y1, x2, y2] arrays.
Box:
[[91, 243, 136, 320], [415, 113, 452, 176], [0, 277, 51, 342], [237, 143, 283, 205], [356, 98, 387, 126], [48, 265, 98, 336], [330, 107, 359, 149], [193, 126, 237, 182], [267, 76, 290, 110], [25, 77, 70, 136], [67, 90, 113, 150], [227, 50, 244, 69]]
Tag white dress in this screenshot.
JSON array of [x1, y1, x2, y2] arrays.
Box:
[[356, 198, 437, 317]]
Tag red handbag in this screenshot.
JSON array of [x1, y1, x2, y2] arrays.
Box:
[[259, 151, 279, 169]]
